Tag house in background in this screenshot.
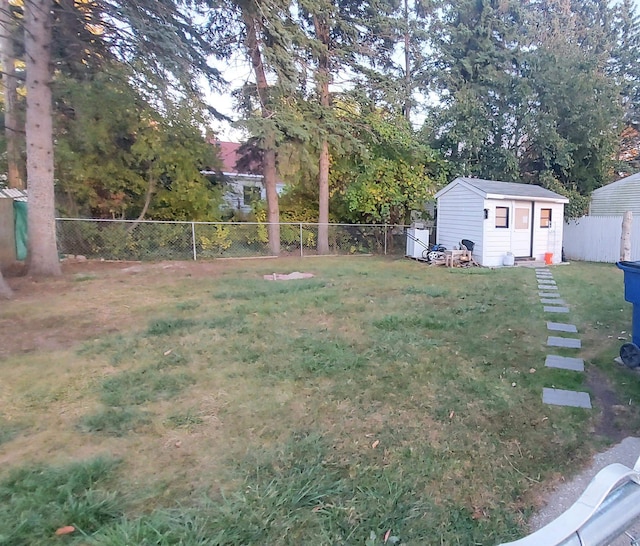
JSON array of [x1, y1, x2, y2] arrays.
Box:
[[435, 177, 568, 267], [589, 172, 640, 215], [203, 141, 285, 213]]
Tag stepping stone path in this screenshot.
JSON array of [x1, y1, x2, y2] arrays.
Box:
[[535, 267, 592, 409], [544, 305, 569, 313], [547, 336, 581, 349], [543, 388, 592, 409], [545, 355, 585, 371], [547, 321, 578, 333]]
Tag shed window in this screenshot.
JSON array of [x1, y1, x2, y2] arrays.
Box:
[[540, 208, 552, 228], [495, 207, 509, 228]]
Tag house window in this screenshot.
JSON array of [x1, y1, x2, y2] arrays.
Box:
[[243, 186, 261, 206], [496, 207, 509, 228], [540, 208, 552, 228]]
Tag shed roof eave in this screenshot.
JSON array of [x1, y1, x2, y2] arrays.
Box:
[[484, 193, 569, 204], [434, 178, 486, 199]]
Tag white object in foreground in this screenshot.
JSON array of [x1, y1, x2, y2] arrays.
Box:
[[498, 454, 640, 546]]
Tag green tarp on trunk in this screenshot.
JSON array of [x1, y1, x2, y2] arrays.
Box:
[[13, 201, 27, 260]]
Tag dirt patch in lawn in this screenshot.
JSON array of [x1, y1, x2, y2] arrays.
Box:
[[0, 259, 248, 359], [587, 366, 640, 442]]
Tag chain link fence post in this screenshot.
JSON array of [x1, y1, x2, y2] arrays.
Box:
[[191, 222, 197, 260], [300, 223, 303, 257], [384, 224, 388, 255]]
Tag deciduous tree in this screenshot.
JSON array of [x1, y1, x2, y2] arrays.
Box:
[[330, 101, 444, 225]]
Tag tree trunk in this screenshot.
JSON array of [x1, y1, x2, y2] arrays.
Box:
[[243, 8, 280, 255], [127, 170, 155, 233], [25, 0, 60, 276], [403, 0, 411, 122], [0, 268, 12, 299], [621, 211, 632, 261], [315, 14, 330, 255], [317, 137, 330, 254], [0, 1, 23, 189]]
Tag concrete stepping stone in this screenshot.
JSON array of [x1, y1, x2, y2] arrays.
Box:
[[541, 298, 566, 305], [538, 279, 557, 285], [543, 388, 592, 408], [545, 355, 584, 371], [539, 285, 558, 290], [544, 305, 569, 313], [547, 322, 578, 333], [535, 268, 549, 272], [539, 291, 561, 297], [536, 272, 553, 276], [547, 336, 581, 349]]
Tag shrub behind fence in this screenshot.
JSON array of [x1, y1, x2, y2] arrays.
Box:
[[56, 219, 410, 261]]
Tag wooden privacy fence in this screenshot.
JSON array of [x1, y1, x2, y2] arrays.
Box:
[[563, 215, 640, 263]]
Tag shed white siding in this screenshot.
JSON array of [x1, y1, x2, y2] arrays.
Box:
[[435, 177, 567, 267], [482, 199, 517, 266], [435, 183, 484, 256], [590, 173, 640, 215], [532, 201, 564, 263]]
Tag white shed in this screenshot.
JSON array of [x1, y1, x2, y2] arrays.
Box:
[[434, 177, 568, 267], [589, 172, 640, 215]]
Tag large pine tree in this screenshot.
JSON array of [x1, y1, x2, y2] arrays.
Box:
[[21, 0, 219, 276]]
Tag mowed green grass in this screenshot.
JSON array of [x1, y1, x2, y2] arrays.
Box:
[[0, 257, 637, 545]]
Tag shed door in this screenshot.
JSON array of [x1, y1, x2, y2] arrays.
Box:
[[511, 201, 533, 258]]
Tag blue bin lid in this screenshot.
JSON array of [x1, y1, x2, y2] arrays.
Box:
[[617, 261, 640, 271]]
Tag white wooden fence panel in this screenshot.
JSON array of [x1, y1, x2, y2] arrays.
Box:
[[563, 216, 640, 263]]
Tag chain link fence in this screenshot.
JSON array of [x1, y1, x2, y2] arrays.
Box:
[[56, 218, 413, 261]]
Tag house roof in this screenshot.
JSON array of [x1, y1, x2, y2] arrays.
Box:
[[216, 142, 243, 174], [0, 187, 27, 201], [435, 177, 569, 203], [591, 171, 640, 196], [213, 141, 262, 176]]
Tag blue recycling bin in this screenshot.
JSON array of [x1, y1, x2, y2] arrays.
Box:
[[616, 261, 640, 367]]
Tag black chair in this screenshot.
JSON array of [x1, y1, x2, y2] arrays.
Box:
[[461, 239, 475, 252]]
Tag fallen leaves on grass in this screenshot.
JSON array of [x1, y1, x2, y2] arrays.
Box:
[[55, 526, 75, 536]]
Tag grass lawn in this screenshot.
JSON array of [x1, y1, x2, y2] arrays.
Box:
[[0, 257, 638, 545]]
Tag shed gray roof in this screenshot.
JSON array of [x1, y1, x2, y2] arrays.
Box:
[[435, 177, 569, 203], [0, 187, 27, 201]]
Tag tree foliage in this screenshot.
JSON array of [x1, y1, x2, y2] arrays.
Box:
[[427, 0, 636, 194], [331, 106, 445, 225], [54, 68, 221, 221]]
